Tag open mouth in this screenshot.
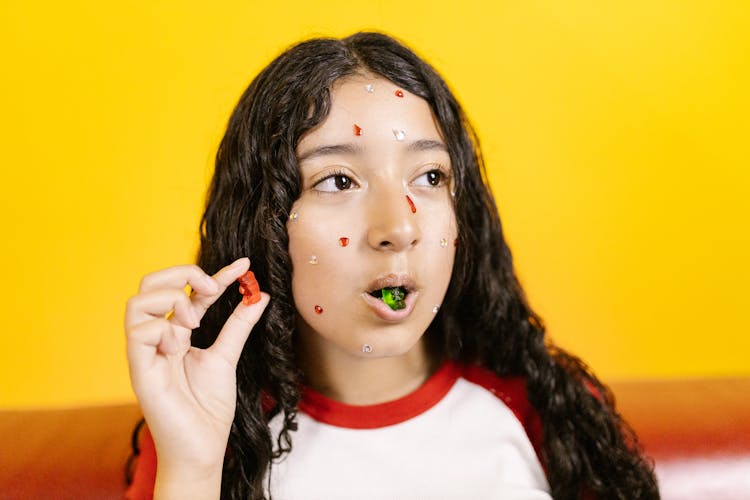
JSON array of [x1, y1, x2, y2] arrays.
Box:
[[368, 286, 408, 311]]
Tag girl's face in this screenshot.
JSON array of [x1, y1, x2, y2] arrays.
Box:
[[288, 75, 457, 361]]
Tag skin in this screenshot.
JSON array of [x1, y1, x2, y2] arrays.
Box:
[[290, 75, 457, 404], [124, 75, 457, 498], [125, 258, 270, 498]]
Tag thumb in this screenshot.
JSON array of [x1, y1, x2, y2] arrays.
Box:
[[208, 292, 270, 367]]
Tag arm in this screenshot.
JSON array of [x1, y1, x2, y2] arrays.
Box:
[[124, 258, 269, 499]]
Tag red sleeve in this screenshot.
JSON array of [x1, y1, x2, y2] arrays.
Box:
[[125, 425, 157, 500], [460, 364, 545, 470], [461, 364, 601, 499]]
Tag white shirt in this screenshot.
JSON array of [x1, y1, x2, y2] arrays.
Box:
[[266, 362, 551, 500]]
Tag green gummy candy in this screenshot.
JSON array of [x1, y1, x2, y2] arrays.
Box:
[[382, 287, 406, 311]]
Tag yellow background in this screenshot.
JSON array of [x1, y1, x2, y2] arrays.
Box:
[[1, 1, 748, 408]]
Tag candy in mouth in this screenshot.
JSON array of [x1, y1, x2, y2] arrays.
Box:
[[370, 286, 407, 310]]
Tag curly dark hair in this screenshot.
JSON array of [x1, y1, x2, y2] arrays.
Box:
[[152, 32, 658, 499]]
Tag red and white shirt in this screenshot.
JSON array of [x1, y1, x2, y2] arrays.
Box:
[[126, 362, 552, 499], [266, 362, 551, 499]]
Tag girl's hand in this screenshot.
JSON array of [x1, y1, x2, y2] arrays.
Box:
[[124, 257, 268, 495]]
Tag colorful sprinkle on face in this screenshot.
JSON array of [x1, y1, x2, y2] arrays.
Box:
[[314, 305, 323, 314], [406, 195, 416, 213], [440, 238, 448, 247], [433, 305, 440, 313], [237, 271, 261, 305], [362, 344, 373, 353], [339, 237, 349, 247], [289, 211, 299, 221], [353, 124, 363, 136], [365, 84, 374, 93], [392, 129, 405, 141], [395, 89, 404, 98], [309, 255, 318, 265]]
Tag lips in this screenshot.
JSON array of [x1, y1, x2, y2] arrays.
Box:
[[362, 273, 419, 321], [365, 274, 417, 295]]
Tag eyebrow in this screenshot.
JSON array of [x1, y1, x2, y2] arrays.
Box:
[[405, 139, 449, 153], [297, 143, 362, 162], [297, 139, 449, 162]]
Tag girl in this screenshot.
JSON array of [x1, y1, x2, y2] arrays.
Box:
[[125, 32, 659, 499]]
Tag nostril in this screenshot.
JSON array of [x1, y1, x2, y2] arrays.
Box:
[[378, 238, 417, 249]]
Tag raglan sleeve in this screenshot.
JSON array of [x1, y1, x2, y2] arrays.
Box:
[[125, 424, 157, 500]]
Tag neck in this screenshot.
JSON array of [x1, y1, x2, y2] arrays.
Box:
[[297, 334, 436, 406]]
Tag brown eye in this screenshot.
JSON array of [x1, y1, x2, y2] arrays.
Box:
[[413, 169, 445, 187], [314, 173, 357, 192], [426, 171, 441, 186], [334, 175, 352, 190]]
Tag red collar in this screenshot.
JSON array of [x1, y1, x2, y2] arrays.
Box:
[[298, 361, 460, 429]]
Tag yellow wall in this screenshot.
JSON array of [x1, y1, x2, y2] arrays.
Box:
[[1, 1, 748, 408]]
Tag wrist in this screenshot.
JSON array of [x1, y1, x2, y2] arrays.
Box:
[[154, 461, 223, 500]]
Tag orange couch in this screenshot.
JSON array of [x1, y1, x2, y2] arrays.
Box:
[[2, 378, 748, 499]]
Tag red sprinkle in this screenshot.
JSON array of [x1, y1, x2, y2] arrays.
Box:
[[314, 305, 323, 314], [406, 195, 416, 213], [339, 237, 349, 247], [353, 124, 363, 136], [395, 89, 404, 98]]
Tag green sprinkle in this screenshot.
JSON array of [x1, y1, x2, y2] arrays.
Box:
[[381, 287, 406, 311]]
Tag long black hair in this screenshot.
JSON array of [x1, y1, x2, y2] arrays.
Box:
[[177, 32, 657, 499]]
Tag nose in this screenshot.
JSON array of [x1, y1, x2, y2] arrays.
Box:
[[366, 188, 421, 252]]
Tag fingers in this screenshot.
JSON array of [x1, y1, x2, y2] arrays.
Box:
[[125, 288, 198, 331], [125, 257, 260, 374], [126, 317, 181, 382], [191, 258, 251, 316], [139, 263, 220, 296], [208, 292, 270, 367], [127, 258, 250, 331]]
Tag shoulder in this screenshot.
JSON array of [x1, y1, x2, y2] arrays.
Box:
[[457, 363, 544, 467]]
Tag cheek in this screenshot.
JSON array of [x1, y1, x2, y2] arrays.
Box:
[[416, 199, 457, 251], [287, 202, 362, 316], [414, 202, 457, 300]]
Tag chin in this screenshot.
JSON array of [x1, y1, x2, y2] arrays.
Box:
[[353, 326, 427, 359]]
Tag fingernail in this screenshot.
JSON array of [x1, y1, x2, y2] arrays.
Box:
[[230, 257, 250, 269]]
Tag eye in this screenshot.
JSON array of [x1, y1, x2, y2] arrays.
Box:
[[413, 169, 445, 187], [314, 173, 356, 192]]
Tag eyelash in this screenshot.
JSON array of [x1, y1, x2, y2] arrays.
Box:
[[414, 167, 449, 187], [312, 169, 358, 192], [312, 165, 451, 192]]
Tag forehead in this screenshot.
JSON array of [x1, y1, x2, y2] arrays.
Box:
[[297, 75, 444, 154]]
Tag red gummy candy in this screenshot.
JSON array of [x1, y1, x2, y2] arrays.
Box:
[[237, 270, 261, 305]]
